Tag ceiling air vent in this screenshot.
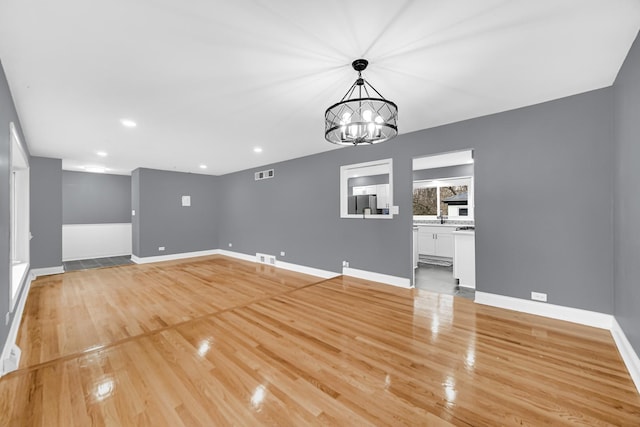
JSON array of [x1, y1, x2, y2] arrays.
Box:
[[254, 168, 275, 181]]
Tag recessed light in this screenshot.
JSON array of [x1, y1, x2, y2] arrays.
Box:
[[199, 164, 207, 169], [81, 166, 108, 173], [253, 147, 263, 153], [120, 119, 137, 128], [96, 151, 108, 157], [86, 167, 107, 173]]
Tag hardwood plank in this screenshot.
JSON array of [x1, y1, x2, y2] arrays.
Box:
[[0, 256, 638, 425]]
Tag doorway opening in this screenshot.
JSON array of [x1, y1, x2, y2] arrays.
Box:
[[411, 150, 475, 300]]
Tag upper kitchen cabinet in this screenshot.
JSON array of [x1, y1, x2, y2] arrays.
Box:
[[341, 158, 393, 219]]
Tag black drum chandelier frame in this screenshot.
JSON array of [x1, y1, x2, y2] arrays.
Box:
[[325, 59, 398, 146]]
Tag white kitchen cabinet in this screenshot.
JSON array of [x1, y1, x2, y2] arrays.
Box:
[[376, 184, 389, 209], [417, 226, 456, 258], [453, 230, 475, 288], [413, 227, 419, 269], [352, 185, 376, 196]]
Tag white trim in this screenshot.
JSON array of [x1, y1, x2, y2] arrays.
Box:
[[340, 158, 394, 219], [218, 250, 339, 279], [1, 271, 32, 376], [611, 317, 640, 394], [342, 267, 411, 288], [131, 249, 219, 264], [275, 260, 338, 279], [31, 266, 65, 277], [474, 291, 613, 330], [216, 249, 255, 262]]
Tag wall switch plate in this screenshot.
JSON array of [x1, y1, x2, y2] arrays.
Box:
[[228, 243, 232, 247], [280, 251, 285, 257], [158, 246, 165, 251], [391, 206, 399, 214], [531, 292, 547, 302], [342, 260, 349, 268], [181, 195, 191, 207]]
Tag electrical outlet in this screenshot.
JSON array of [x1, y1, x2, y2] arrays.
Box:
[[228, 243, 232, 247], [280, 251, 285, 257], [342, 260, 349, 268], [531, 292, 547, 302], [158, 246, 165, 251]]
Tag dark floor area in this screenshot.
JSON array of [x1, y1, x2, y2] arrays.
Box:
[[63, 255, 133, 272], [415, 263, 475, 300]]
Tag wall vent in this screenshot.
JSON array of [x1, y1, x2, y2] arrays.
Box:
[[256, 253, 276, 265], [254, 169, 275, 181]]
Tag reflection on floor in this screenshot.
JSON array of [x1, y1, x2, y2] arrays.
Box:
[[415, 263, 475, 300], [63, 255, 133, 272]]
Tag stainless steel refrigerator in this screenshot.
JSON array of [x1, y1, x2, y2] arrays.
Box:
[[348, 195, 378, 214]]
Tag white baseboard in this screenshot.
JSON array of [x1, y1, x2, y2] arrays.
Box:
[[131, 249, 219, 264], [218, 250, 339, 279], [31, 266, 64, 277], [216, 249, 255, 263], [272, 260, 338, 279], [342, 267, 411, 288], [474, 291, 613, 330], [611, 317, 640, 394], [1, 272, 32, 376]]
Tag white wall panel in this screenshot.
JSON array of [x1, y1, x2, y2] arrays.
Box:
[[63, 223, 131, 261]]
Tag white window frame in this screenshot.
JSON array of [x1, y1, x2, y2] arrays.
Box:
[[9, 122, 30, 311], [340, 158, 393, 219], [413, 176, 474, 220]]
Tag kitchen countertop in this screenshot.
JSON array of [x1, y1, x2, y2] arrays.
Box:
[[413, 223, 474, 227], [452, 230, 475, 236]]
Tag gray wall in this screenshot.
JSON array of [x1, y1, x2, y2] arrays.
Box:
[[219, 87, 614, 314], [613, 31, 640, 354], [30, 157, 62, 269], [62, 171, 131, 224], [132, 168, 218, 257], [0, 61, 31, 349], [413, 164, 474, 181]]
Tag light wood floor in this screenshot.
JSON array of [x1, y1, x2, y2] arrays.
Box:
[[1, 256, 638, 426]]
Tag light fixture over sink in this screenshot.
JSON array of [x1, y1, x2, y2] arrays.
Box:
[[325, 59, 398, 146]]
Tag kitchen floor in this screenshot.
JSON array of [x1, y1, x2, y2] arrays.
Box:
[[415, 263, 475, 300], [63, 255, 133, 272]]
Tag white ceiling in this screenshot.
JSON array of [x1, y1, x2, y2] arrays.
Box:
[[1, 1, 639, 176]]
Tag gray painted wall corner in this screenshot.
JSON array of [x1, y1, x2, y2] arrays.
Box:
[[613, 30, 640, 355]]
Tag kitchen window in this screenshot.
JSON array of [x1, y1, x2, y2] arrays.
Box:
[[413, 177, 473, 220]]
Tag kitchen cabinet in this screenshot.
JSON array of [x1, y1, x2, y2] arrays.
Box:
[[453, 230, 475, 288], [376, 184, 389, 209], [417, 226, 456, 258], [413, 227, 419, 269], [352, 185, 375, 196]]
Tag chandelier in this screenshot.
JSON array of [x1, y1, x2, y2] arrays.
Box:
[[325, 59, 398, 145]]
